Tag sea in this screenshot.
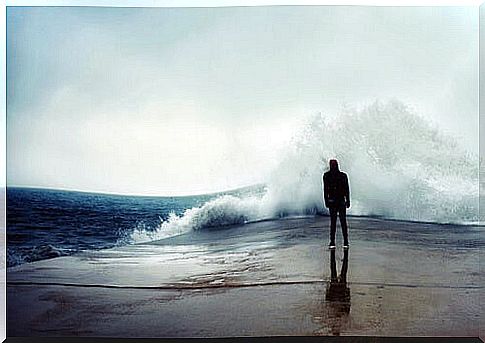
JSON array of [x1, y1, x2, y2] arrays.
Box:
[[6, 186, 263, 267], [6, 184, 481, 268]]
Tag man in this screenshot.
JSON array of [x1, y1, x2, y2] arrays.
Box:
[[323, 159, 350, 249]]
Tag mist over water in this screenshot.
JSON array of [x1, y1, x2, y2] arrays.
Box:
[[131, 100, 479, 243]]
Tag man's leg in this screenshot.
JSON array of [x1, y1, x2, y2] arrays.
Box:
[[338, 206, 349, 246], [329, 207, 337, 246]]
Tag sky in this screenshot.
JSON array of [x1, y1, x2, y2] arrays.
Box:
[[7, 5, 479, 195]]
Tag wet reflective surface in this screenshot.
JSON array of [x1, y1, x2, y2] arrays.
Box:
[[325, 249, 351, 336], [7, 216, 484, 337]]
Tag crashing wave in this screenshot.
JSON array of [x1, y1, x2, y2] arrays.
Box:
[[130, 100, 479, 243]]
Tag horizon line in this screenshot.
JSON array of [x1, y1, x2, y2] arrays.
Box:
[[6, 183, 266, 198]]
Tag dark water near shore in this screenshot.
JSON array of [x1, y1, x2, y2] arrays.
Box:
[[7, 187, 232, 267]]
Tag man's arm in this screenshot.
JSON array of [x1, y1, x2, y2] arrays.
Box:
[[323, 174, 329, 208], [344, 174, 350, 208]]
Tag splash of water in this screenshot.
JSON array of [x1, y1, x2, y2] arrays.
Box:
[[265, 100, 478, 223], [130, 100, 479, 243]]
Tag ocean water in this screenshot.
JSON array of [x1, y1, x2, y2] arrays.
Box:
[[6, 186, 261, 267], [7, 101, 481, 267]]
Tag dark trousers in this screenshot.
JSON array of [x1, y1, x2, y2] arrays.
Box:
[[329, 205, 348, 245]]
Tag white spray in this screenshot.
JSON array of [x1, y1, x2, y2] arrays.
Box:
[[131, 100, 479, 243]]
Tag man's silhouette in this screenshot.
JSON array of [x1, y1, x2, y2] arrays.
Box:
[[323, 159, 350, 249]]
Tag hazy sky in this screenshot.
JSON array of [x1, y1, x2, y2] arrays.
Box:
[[7, 6, 478, 195]]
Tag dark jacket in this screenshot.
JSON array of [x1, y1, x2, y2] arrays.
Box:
[[323, 170, 350, 208]]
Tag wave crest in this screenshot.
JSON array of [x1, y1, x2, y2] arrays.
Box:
[[130, 195, 263, 243]]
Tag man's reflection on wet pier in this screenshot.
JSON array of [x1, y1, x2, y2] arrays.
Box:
[[325, 249, 350, 335]]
